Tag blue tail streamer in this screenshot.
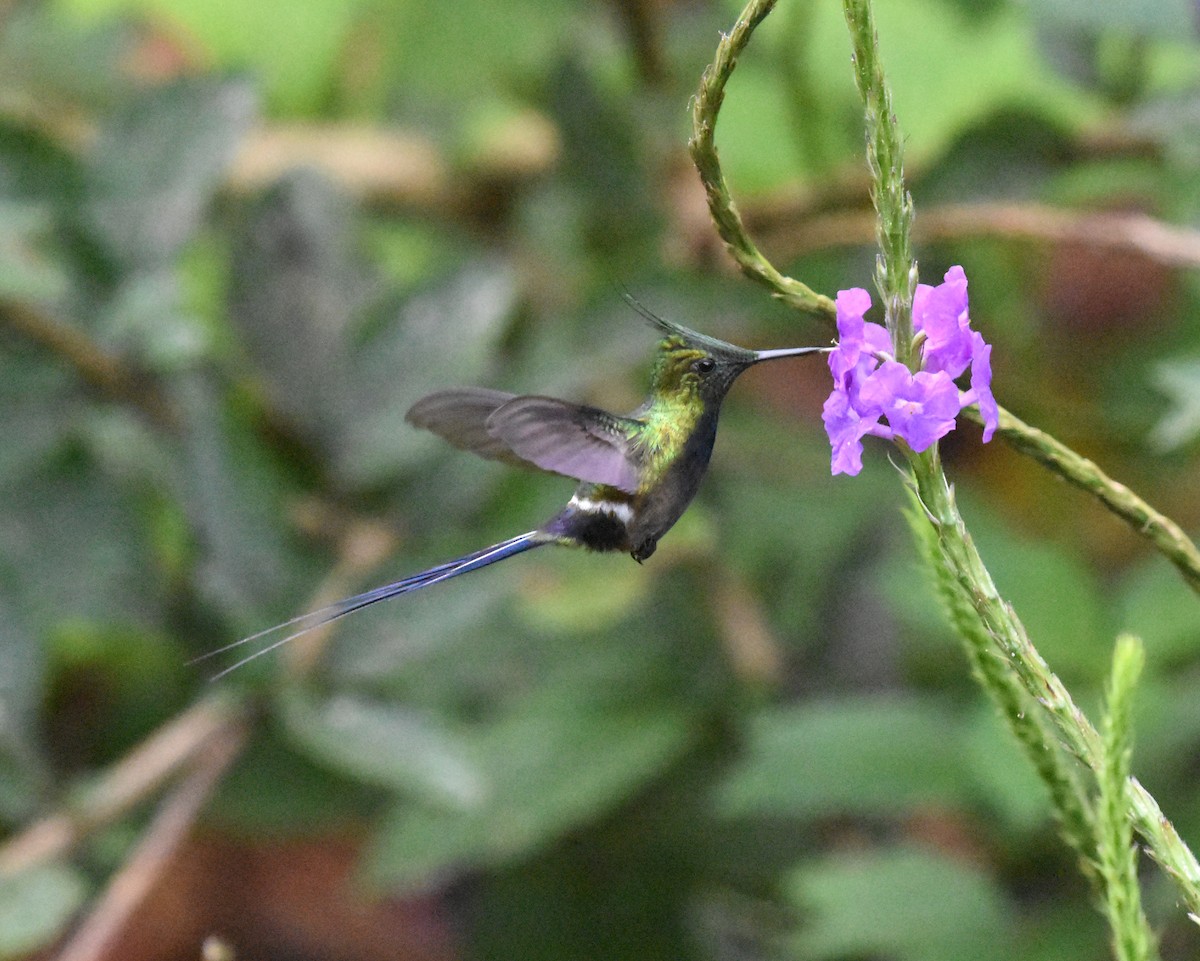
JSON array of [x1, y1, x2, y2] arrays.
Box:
[[196, 530, 549, 679]]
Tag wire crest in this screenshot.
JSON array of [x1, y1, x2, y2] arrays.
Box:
[[619, 290, 756, 361]]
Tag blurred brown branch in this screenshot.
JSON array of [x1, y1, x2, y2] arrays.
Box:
[[224, 120, 1200, 273], [53, 722, 247, 961], [0, 695, 246, 878], [226, 119, 560, 217], [0, 300, 179, 431], [754, 200, 1200, 269], [227, 126, 449, 206]]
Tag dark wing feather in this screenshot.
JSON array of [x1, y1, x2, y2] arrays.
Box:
[[405, 388, 528, 465], [485, 395, 641, 493]]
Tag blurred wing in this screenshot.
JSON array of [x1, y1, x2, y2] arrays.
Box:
[[405, 388, 529, 466], [486, 395, 642, 493]]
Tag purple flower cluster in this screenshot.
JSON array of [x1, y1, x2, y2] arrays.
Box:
[[823, 266, 998, 476]]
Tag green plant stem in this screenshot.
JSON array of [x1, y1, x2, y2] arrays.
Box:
[[1097, 635, 1157, 961], [908, 451, 1200, 920], [840, 0, 915, 362], [905, 482, 1097, 878]]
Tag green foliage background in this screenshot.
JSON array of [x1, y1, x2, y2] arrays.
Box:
[[3, 0, 1200, 958]]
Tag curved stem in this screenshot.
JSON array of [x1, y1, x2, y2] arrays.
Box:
[[688, 0, 1200, 600], [687, 0, 834, 317]]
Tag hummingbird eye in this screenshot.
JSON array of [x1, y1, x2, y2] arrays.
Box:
[[693, 357, 716, 374]]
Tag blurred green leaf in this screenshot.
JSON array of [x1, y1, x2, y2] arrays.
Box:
[[1034, 0, 1195, 37], [0, 202, 70, 302], [0, 453, 163, 635], [57, 77, 256, 370], [544, 55, 657, 266], [1151, 358, 1200, 451], [718, 431, 902, 641], [917, 107, 1075, 203], [381, 0, 575, 104], [46, 619, 189, 760], [209, 725, 380, 832], [966, 508, 1112, 682], [468, 803, 703, 961], [877, 529, 964, 678], [0, 344, 84, 484], [337, 259, 518, 485], [1018, 898, 1110, 961], [0, 120, 83, 208], [69, 0, 340, 114], [0, 864, 88, 960], [333, 561, 713, 896], [367, 696, 696, 891], [1117, 558, 1200, 663], [0, 566, 45, 820], [168, 372, 303, 625], [280, 686, 485, 808], [0, 123, 79, 301], [785, 846, 1013, 961], [0, 6, 129, 111], [515, 543, 653, 633], [1129, 90, 1200, 170], [228, 172, 517, 485], [320, 565, 521, 687], [961, 702, 1055, 832], [714, 696, 971, 820], [227, 171, 370, 448], [82, 77, 256, 269], [0, 755, 41, 825], [1127, 674, 1200, 789], [719, 0, 1102, 194], [95, 269, 212, 368]]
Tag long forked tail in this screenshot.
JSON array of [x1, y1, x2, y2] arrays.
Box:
[[195, 530, 550, 680]]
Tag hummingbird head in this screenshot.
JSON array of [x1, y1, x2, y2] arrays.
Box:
[[623, 295, 828, 407]]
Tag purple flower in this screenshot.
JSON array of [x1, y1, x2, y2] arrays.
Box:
[[822, 265, 997, 475], [823, 387, 881, 476], [963, 331, 998, 442], [829, 287, 890, 388], [859, 362, 961, 453], [913, 265, 973, 378]]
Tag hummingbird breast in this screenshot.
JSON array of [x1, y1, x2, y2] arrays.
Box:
[[541, 408, 719, 562], [625, 409, 718, 558]]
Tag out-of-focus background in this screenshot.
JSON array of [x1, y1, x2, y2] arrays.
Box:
[[3, 0, 1200, 958]]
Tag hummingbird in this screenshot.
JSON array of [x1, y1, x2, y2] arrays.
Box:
[[203, 301, 827, 677]]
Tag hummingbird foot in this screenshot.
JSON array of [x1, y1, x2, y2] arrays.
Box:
[[631, 538, 657, 563]]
